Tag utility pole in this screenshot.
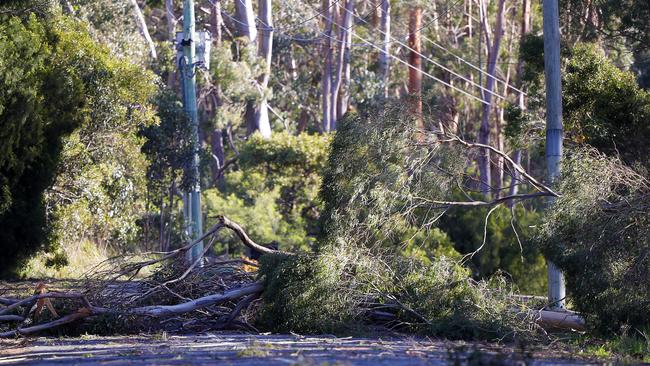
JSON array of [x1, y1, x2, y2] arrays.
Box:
[[543, 0, 565, 310], [181, 0, 203, 264]]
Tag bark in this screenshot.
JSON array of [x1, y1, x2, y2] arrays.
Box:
[[508, 0, 531, 205], [408, 6, 423, 131], [0, 315, 24, 322], [0, 308, 93, 338], [477, 0, 506, 197], [378, 0, 390, 98], [253, 0, 273, 139], [166, 0, 176, 88], [129, 0, 157, 59], [331, 0, 355, 127], [337, 4, 353, 121], [234, 0, 257, 41], [234, 0, 262, 137], [322, 0, 334, 132], [126, 283, 264, 318], [211, 0, 223, 44], [165, 0, 176, 39]]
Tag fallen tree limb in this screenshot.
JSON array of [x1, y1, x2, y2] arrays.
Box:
[[0, 292, 89, 316], [0, 315, 24, 322], [126, 282, 264, 318], [0, 297, 18, 306], [0, 308, 92, 338], [216, 216, 279, 255]]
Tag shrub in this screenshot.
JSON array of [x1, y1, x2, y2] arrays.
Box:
[[537, 149, 650, 332], [204, 132, 331, 253]]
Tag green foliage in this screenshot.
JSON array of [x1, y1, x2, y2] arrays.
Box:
[[44, 17, 157, 257], [0, 14, 86, 274], [257, 244, 535, 340], [256, 105, 539, 340], [563, 44, 650, 167], [537, 149, 650, 332], [204, 132, 331, 253], [440, 204, 547, 295], [0, 8, 159, 276], [319, 105, 464, 255]]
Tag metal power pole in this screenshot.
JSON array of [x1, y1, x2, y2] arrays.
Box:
[[181, 0, 204, 264], [543, 0, 565, 309]]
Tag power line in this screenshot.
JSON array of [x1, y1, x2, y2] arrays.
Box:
[[335, 2, 506, 101], [296, 0, 492, 104], [352, 31, 489, 105]]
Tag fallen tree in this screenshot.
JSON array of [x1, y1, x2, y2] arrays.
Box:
[[0, 105, 587, 339]]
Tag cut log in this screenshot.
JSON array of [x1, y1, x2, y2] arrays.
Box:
[[535, 309, 586, 331]]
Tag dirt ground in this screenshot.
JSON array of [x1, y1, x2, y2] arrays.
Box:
[[0, 332, 607, 365]]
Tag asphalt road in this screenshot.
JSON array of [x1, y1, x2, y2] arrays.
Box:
[[0, 333, 605, 365]]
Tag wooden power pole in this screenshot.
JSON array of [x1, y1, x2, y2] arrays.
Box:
[[543, 0, 565, 310]]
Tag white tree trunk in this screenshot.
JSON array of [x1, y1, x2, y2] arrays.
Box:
[[330, 0, 355, 130], [254, 0, 273, 138], [234, 0, 257, 42], [477, 0, 506, 197], [130, 0, 157, 59], [378, 0, 390, 98], [322, 0, 334, 132]]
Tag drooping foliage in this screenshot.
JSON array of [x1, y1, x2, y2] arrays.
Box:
[[257, 105, 539, 340], [538, 149, 650, 332]]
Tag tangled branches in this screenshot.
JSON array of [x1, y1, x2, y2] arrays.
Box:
[[538, 149, 650, 332]]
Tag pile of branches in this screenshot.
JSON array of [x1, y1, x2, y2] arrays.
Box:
[[0, 216, 272, 337]]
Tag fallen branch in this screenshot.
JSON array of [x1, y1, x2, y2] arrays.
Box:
[[0, 292, 89, 316], [0, 315, 24, 322], [0, 297, 18, 306], [0, 308, 92, 338], [216, 216, 279, 255], [534, 310, 586, 331], [124, 282, 264, 318]]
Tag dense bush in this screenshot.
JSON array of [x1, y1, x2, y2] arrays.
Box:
[[257, 244, 533, 340], [537, 149, 650, 332], [0, 14, 89, 274], [0, 7, 159, 276], [204, 132, 331, 253], [563, 44, 650, 168]]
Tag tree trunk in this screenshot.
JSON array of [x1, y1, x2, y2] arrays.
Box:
[[337, 10, 353, 120], [333, 0, 355, 123], [378, 0, 390, 98], [477, 0, 506, 197], [234, 0, 257, 41], [508, 0, 531, 205], [322, 0, 334, 132], [253, 0, 273, 139], [234, 0, 263, 137], [129, 0, 157, 59], [166, 0, 176, 88], [408, 6, 423, 131]]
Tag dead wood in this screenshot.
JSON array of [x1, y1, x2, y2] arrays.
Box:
[[0, 308, 92, 338], [0, 315, 24, 322]]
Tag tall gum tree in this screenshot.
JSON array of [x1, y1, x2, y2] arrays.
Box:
[[477, 0, 506, 197]]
